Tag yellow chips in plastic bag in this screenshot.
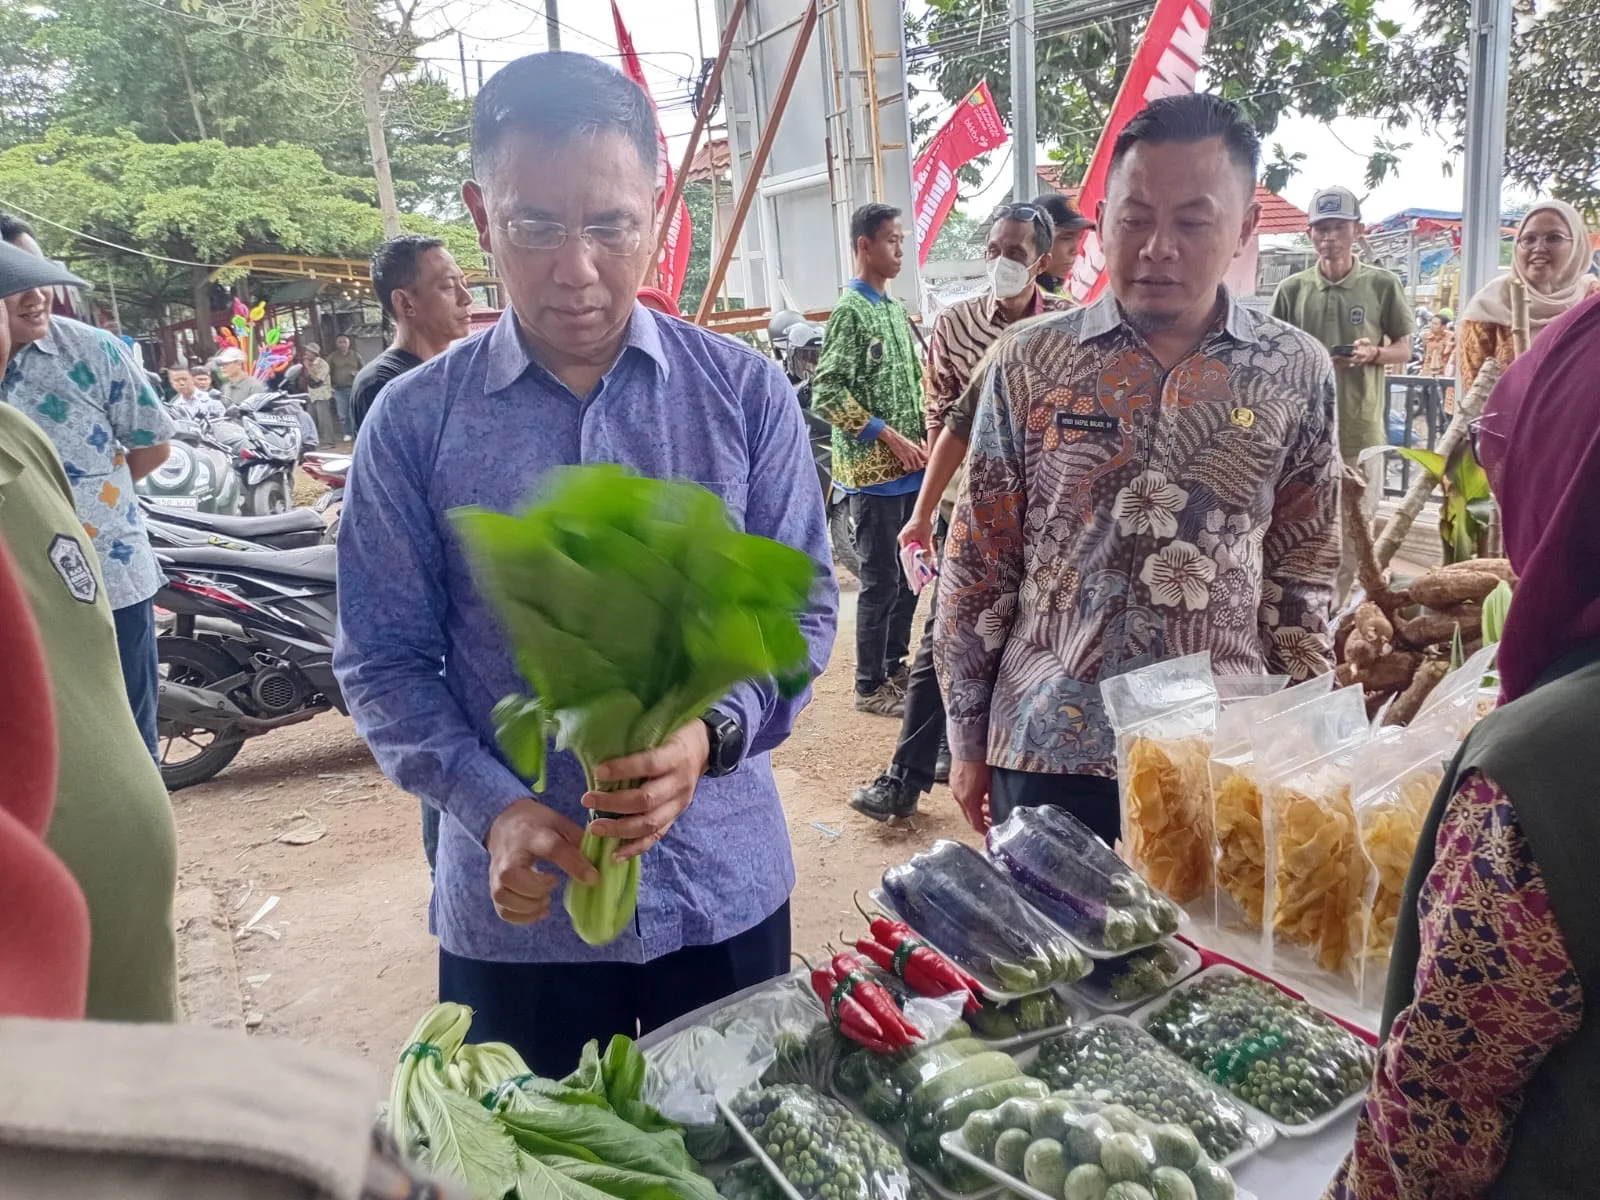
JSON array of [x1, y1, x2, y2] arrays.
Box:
[[1126, 736, 1213, 904], [1214, 767, 1265, 925], [1358, 771, 1440, 964], [1267, 782, 1367, 975]]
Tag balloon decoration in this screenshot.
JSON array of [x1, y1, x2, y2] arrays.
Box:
[[214, 294, 295, 380]]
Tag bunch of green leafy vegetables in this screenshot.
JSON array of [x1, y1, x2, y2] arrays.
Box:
[[453, 465, 817, 946], [387, 1003, 722, 1200]]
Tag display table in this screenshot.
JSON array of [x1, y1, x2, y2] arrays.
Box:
[[640, 967, 1362, 1200]]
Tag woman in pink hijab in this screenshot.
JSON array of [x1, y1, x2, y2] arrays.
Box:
[[1327, 292, 1600, 1200]]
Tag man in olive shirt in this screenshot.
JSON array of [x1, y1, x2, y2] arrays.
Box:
[[0, 242, 177, 1021], [325, 333, 364, 439], [1271, 185, 1413, 599]]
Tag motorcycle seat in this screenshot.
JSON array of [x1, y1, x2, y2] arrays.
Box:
[[151, 505, 326, 540], [159, 544, 337, 586]]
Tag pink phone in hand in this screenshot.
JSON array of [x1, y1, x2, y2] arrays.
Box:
[[899, 541, 938, 595]]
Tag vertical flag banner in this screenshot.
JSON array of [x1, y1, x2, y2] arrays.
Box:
[[912, 82, 1009, 265], [1067, 0, 1215, 302], [613, 1, 692, 302]]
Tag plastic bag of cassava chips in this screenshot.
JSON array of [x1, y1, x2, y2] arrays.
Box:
[[1350, 720, 1459, 1008], [1210, 673, 1336, 934], [1256, 686, 1371, 991], [1102, 653, 1219, 910]]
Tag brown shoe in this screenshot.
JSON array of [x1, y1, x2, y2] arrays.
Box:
[[855, 681, 905, 718], [887, 664, 910, 695]]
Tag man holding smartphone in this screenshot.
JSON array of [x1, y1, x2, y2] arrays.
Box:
[[1272, 186, 1413, 600]]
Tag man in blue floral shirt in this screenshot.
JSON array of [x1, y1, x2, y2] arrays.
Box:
[[2, 215, 174, 755]]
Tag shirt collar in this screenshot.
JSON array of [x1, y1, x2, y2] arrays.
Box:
[[20, 320, 62, 358], [983, 285, 1049, 323], [1080, 287, 1264, 348], [1313, 261, 1360, 291], [848, 279, 885, 305], [484, 301, 671, 396]]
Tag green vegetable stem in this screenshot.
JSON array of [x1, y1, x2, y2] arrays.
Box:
[[454, 466, 818, 946]]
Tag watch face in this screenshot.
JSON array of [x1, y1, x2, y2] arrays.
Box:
[[705, 712, 745, 776]]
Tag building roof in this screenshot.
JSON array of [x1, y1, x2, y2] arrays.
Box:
[[1032, 164, 1309, 234], [686, 138, 731, 185]]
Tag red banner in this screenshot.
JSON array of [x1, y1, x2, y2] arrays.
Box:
[[1067, 0, 1214, 303], [613, 1, 692, 303], [912, 82, 1009, 265]]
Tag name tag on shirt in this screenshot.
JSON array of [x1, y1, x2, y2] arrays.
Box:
[[1056, 411, 1120, 434]]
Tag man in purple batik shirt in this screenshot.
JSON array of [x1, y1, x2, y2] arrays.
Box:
[[333, 51, 837, 1077]]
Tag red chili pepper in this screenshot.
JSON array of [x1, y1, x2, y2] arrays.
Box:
[[805, 956, 898, 1053], [855, 935, 983, 1016], [831, 951, 922, 1047]]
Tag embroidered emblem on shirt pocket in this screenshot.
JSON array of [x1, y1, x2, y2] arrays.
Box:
[[48, 533, 98, 605], [866, 338, 884, 365]]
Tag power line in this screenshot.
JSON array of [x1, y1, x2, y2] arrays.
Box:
[[0, 199, 225, 268]]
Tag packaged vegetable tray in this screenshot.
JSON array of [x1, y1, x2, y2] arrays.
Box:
[[1102, 653, 1219, 908], [1019, 1018, 1273, 1165], [829, 1027, 1045, 1194], [942, 1093, 1254, 1200], [986, 806, 1182, 957], [725, 1083, 922, 1200], [968, 988, 1080, 1047], [1073, 941, 1202, 1013], [881, 841, 1090, 995], [1137, 968, 1375, 1134]]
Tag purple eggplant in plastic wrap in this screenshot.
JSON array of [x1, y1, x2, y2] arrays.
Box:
[[986, 806, 1181, 953], [880, 840, 1088, 993]]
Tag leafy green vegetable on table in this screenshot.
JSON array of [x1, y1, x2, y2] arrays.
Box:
[[454, 466, 817, 945], [386, 1002, 720, 1200]]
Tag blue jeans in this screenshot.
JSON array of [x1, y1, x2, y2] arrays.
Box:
[[112, 599, 160, 759], [333, 386, 354, 439]]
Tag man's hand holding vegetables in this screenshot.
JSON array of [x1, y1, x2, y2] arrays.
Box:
[[334, 53, 837, 1079]]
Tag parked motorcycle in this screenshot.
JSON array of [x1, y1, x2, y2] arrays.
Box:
[[208, 391, 306, 516], [770, 313, 858, 575], [135, 415, 243, 515], [141, 495, 329, 552], [300, 450, 350, 541], [153, 542, 343, 789]]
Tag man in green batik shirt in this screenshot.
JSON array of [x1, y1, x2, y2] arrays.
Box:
[[1272, 185, 1413, 600], [811, 203, 927, 718]]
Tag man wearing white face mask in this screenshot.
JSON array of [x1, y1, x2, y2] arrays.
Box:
[[849, 203, 1071, 821]]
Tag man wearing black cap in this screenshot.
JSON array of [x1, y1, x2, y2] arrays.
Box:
[[1030, 191, 1096, 296]]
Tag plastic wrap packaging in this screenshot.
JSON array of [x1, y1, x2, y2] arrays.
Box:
[[1075, 940, 1198, 1010], [968, 988, 1075, 1044], [645, 1024, 775, 1159], [882, 840, 1090, 994], [986, 806, 1181, 956], [1141, 970, 1375, 1130], [1102, 653, 1219, 908], [1411, 643, 1500, 738], [718, 1158, 787, 1200], [727, 1083, 919, 1200], [1024, 1020, 1271, 1163], [1255, 687, 1371, 985], [1350, 721, 1458, 1008], [709, 973, 843, 1091], [1210, 675, 1336, 933], [948, 1091, 1250, 1200]]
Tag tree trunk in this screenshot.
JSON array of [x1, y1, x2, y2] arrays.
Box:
[[191, 265, 215, 357], [348, 0, 403, 238], [173, 23, 209, 140]]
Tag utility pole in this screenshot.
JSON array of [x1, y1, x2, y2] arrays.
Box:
[[1460, 0, 1511, 303], [545, 0, 561, 51], [458, 31, 470, 98], [1009, 0, 1036, 203]]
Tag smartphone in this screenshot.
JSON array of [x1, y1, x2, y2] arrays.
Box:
[[1331, 344, 1357, 358]]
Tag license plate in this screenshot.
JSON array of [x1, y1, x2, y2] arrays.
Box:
[[153, 497, 199, 509]]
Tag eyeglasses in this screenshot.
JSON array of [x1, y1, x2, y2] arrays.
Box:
[[1515, 231, 1573, 250], [503, 219, 643, 255], [990, 203, 1051, 231]]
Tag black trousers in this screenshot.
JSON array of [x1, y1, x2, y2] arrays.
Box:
[[850, 490, 920, 695], [437, 902, 792, 1078], [991, 768, 1122, 847], [889, 526, 948, 793]]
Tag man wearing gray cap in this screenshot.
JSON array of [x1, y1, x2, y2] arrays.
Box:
[[1271, 185, 1413, 599], [1, 217, 174, 757]]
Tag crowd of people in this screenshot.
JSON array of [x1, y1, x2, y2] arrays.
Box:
[[2, 43, 1600, 1200]]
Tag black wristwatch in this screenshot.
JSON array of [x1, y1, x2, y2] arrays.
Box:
[[701, 708, 746, 777]]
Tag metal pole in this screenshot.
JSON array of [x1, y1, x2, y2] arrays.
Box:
[[546, 0, 561, 51], [1460, 0, 1511, 303], [1009, 0, 1036, 203], [458, 32, 470, 98]]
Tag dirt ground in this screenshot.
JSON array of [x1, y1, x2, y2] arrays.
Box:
[[170, 588, 975, 1061]]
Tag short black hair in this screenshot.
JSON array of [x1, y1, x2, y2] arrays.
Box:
[[371, 233, 446, 320], [0, 211, 33, 243], [1110, 93, 1259, 189], [472, 52, 657, 181], [850, 203, 901, 250], [989, 203, 1055, 258]]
